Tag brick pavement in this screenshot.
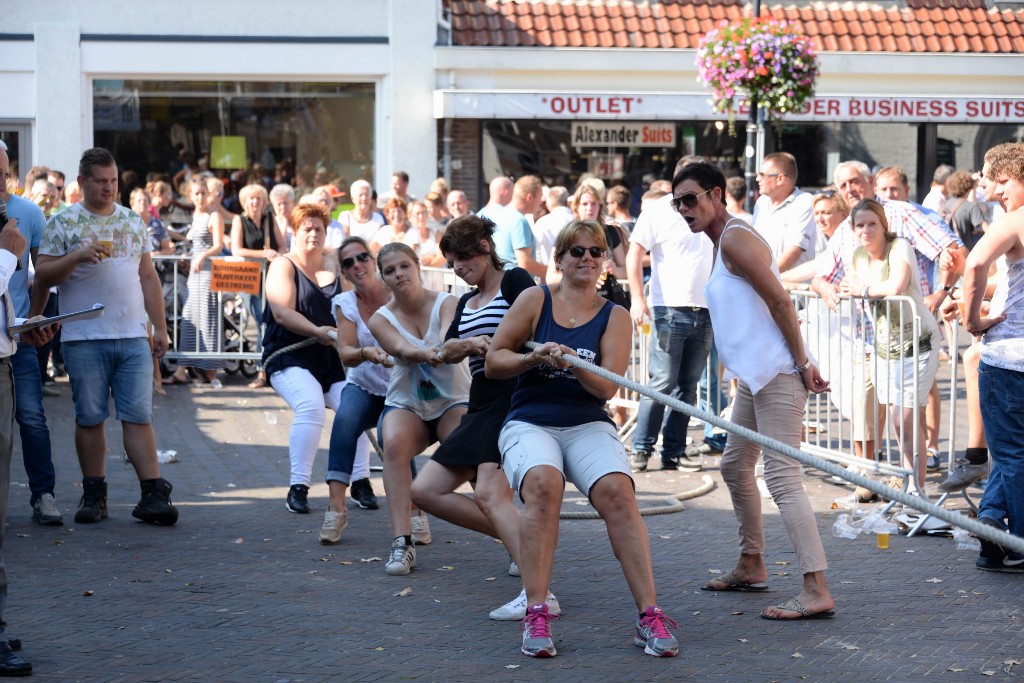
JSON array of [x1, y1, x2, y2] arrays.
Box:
[[6, 372, 1024, 682]]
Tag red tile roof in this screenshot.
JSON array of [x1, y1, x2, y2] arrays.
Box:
[[445, 0, 1024, 53]]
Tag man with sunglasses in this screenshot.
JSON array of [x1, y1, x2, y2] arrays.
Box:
[[752, 152, 818, 273], [625, 158, 715, 473]]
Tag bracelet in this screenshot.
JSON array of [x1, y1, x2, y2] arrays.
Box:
[[522, 352, 539, 368], [942, 284, 957, 294], [860, 285, 870, 298], [796, 359, 811, 373], [359, 346, 367, 361]]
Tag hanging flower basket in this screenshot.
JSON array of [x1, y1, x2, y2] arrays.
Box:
[[696, 17, 819, 125]]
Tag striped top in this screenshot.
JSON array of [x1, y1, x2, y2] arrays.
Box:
[[446, 267, 536, 377]]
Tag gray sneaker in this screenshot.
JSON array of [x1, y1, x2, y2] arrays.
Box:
[[630, 450, 651, 473], [31, 493, 63, 526], [521, 603, 558, 657], [635, 605, 679, 657], [939, 459, 988, 493], [684, 441, 723, 458]]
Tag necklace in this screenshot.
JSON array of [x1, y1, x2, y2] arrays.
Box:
[[560, 290, 596, 326]]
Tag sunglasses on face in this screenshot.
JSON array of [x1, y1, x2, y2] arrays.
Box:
[[756, 172, 783, 180], [670, 188, 712, 213], [566, 245, 607, 259], [340, 252, 372, 269]]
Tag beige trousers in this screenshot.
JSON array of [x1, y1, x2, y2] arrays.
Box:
[[719, 372, 829, 575]]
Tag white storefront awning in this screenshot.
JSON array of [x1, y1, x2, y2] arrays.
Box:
[[434, 90, 1024, 124]]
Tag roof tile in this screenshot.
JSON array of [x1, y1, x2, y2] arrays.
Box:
[[445, 1, 1024, 55]]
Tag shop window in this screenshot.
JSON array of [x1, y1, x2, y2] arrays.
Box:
[[93, 80, 375, 192]]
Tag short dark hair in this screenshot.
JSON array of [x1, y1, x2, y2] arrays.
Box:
[[79, 148, 116, 179], [606, 185, 630, 210], [763, 152, 797, 181], [672, 161, 727, 206], [392, 171, 409, 184], [439, 215, 505, 270], [26, 165, 51, 186], [725, 176, 747, 203], [673, 155, 712, 178]]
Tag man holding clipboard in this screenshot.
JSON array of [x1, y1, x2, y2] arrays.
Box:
[[31, 148, 179, 528], [0, 208, 56, 675]]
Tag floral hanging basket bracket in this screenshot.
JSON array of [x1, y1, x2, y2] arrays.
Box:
[[696, 17, 820, 124]]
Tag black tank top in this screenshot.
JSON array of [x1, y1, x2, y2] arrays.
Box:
[[261, 259, 344, 391]]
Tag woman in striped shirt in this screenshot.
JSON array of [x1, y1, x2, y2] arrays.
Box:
[[410, 216, 553, 619]]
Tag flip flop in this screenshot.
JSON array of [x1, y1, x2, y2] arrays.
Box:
[[162, 375, 192, 385], [701, 570, 770, 593], [760, 597, 835, 620]]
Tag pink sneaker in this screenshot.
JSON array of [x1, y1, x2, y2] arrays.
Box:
[[634, 606, 679, 657], [521, 603, 559, 657]]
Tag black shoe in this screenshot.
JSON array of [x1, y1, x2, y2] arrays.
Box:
[[350, 478, 379, 510], [630, 450, 651, 473], [132, 478, 179, 525], [74, 477, 108, 524], [0, 641, 31, 676], [977, 551, 1024, 573], [286, 484, 310, 514], [977, 517, 1008, 563], [663, 456, 702, 472]]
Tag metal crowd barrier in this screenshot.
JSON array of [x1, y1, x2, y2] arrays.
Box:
[[155, 254, 266, 372]]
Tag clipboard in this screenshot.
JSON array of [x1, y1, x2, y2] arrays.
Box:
[[10, 304, 106, 334]]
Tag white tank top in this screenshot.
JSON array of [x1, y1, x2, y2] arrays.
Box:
[[981, 257, 1024, 372], [332, 291, 391, 397], [704, 221, 799, 394], [376, 292, 471, 421]]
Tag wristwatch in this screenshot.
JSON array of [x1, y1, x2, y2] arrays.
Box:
[[796, 359, 811, 373]]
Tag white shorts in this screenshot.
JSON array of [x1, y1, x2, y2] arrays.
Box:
[[876, 349, 938, 408], [499, 420, 632, 499]]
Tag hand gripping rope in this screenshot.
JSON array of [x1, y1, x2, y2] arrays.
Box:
[[526, 342, 1024, 555]]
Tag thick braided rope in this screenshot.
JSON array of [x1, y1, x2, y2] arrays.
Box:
[[559, 475, 715, 520], [526, 341, 1024, 555]]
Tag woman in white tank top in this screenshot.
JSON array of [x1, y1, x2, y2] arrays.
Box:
[[367, 243, 471, 577], [674, 161, 835, 621]]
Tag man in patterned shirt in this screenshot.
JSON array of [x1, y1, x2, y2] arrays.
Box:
[[31, 148, 178, 526], [812, 160, 964, 312]]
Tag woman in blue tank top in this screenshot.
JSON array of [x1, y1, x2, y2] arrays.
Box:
[[487, 220, 679, 659]]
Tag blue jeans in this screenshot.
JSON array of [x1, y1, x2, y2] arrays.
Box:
[[699, 338, 728, 449], [326, 383, 386, 485], [632, 306, 713, 461], [977, 361, 1024, 538], [62, 338, 153, 426], [11, 345, 55, 504]]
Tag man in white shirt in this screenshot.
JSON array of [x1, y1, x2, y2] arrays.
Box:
[[532, 186, 572, 265], [752, 152, 817, 272], [626, 159, 715, 472], [33, 147, 179, 527], [921, 164, 955, 213]]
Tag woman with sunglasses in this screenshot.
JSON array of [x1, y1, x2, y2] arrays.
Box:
[[318, 238, 394, 543], [781, 187, 850, 288], [674, 161, 835, 621], [367, 243, 471, 576], [545, 183, 628, 285], [487, 220, 678, 658], [408, 216, 559, 620], [261, 203, 345, 516]]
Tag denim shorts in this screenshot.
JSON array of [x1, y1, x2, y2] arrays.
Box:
[[62, 337, 153, 426]]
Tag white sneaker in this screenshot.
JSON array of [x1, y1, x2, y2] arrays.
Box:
[[411, 514, 432, 545], [319, 510, 347, 544], [508, 557, 521, 577], [32, 493, 64, 526], [385, 537, 416, 576], [489, 588, 561, 621]]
